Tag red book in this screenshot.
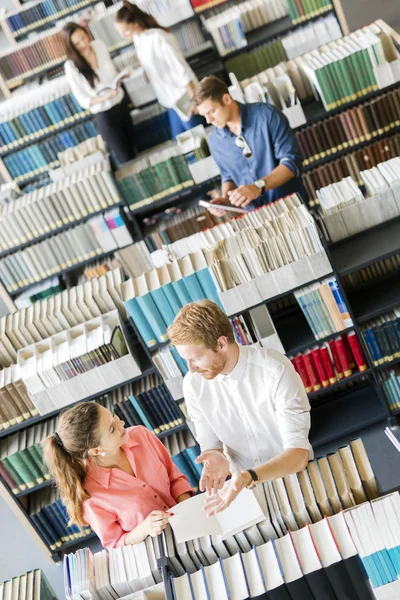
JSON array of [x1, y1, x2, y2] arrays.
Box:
[[311, 347, 329, 388], [320, 344, 337, 384], [328, 339, 344, 379], [347, 332, 368, 372], [342, 334, 356, 369], [291, 355, 313, 393], [302, 350, 321, 391], [334, 337, 353, 377]]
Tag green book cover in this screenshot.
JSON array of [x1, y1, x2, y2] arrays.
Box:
[[20, 449, 44, 485], [1, 458, 24, 492], [28, 444, 48, 479], [6, 453, 36, 488]]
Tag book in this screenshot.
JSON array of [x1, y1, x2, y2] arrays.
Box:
[[97, 69, 130, 95]]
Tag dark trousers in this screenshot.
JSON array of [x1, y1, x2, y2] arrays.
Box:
[[94, 93, 136, 165]]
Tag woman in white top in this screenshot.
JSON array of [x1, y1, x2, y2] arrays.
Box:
[[63, 23, 136, 164], [114, 2, 204, 139]]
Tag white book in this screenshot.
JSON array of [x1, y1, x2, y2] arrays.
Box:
[[203, 561, 230, 600], [222, 553, 248, 600], [241, 548, 266, 597]]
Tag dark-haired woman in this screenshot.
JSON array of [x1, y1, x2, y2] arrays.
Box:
[[115, 3, 203, 139], [63, 23, 136, 164], [43, 402, 193, 549]]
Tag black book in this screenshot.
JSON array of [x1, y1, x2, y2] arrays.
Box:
[[324, 561, 368, 600], [153, 385, 179, 425], [252, 589, 292, 600], [116, 402, 135, 427], [121, 399, 142, 427], [146, 387, 173, 428], [139, 390, 167, 431], [135, 392, 161, 431], [342, 555, 376, 600], [286, 577, 316, 600], [304, 570, 338, 600]]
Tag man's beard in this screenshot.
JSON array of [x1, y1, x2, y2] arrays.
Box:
[[198, 353, 227, 380]]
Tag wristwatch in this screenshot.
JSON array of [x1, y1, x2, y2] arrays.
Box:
[[243, 468, 259, 489], [254, 179, 266, 191]]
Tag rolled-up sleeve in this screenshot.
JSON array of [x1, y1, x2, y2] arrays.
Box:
[[267, 105, 303, 177], [272, 362, 312, 454], [183, 375, 224, 453], [158, 36, 195, 88], [143, 428, 194, 501], [83, 501, 127, 550]]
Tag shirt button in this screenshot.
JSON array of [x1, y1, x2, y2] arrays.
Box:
[[154, 495, 157, 498], [164, 505, 167, 509], [142, 484, 146, 488]]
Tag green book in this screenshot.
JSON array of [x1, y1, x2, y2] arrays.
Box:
[[6, 452, 36, 488]]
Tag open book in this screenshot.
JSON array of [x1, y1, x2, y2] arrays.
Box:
[[97, 69, 129, 95], [169, 488, 264, 543], [173, 90, 194, 120]]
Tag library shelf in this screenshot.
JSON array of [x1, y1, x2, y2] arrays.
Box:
[[0, 201, 125, 260], [274, 306, 354, 356], [157, 422, 188, 439], [0, 113, 93, 159], [16, 479, 54, 498], [374, 357, 400, 371], [303, 125, 400, 173], [10, 0, 107, 40], [308, 369, 371, 401], [348, 274, 400, 324], [227, 272, 334, 320], [309, 382, 387, 447], [148, 340, 171, 352], [128, 176, 221, 217], [329, 218, 400, 277], [6, 60, 66, 91], [55, 532, 98, 557], [0, 366, 157, 441], [192, 0, 229, 13]]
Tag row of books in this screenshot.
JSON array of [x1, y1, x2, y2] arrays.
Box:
[[303, 131, 400, 205], [116, 147, 194, 211], [378, 368, 400, 413], [225, 36, 287, 80], [293, 276, 353, 339], [2, 120, 98, 181], [4, 0, 99, 36], [0, 569, 56, 600], [361, 308, 400, 366], [209, 195, 324, 292], [123, 252, 222, 347], [0, 93, 87, 154], [342, 252, 400, 295], [284, 0, 333, 23], [290, 332, 367, 393], [297, 89, 400, 167], [0, 160, 121, 254], [203, 0, 288, 56], [0, 28, 66, 85], [153, 347, 188, 380], [281, 14, 342, 59], [135, 0, 194, 28], [0, 215, 133, 294], [190, 0, 228, 13], [0, 365, 37, 431], [132, 105, 173, 153], [173, 19, 206, 53]]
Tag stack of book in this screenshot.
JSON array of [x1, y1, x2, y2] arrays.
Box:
[[281, 14, 342, 58], [225, 37, 287, 79], [18, 310, 141, 415], [290, 331, 367, 393], [284, 0, 333, 23], [123, 252, 221, 347], [0, 159, 121, 253], [293, 276, 354, 339], [30, 487, 93, 550], [303, 132, 400, 205], [3, 120, 98, 182], [0, 27, 67, 87], [316, 158, 400, 240], [132, 103, 172, 152], [378, 369, 400, 413], [4, 0, 97, 38], [173, 19, 206, 53], [136, 0, 194, 27], [0, 365, 37, 430], [0, 215, 133, 295], [65, 546, 165, 599], [154, 347, 188, 379], [0, 569, 57, 600], [88, 3, 128, 51], [361, 306, 400, 366], [297, 88, 400, 168], [116, 147, 194, 211]]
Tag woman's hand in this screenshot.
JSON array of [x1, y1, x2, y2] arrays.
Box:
[[103, 88, 119, 101], [141, 510, 172, 538]]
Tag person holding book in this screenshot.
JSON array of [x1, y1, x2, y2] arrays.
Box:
[[192, 76, 305, 212], [114, 2, 203, 139], [63, 23, 136, 165], [168, 300, 312, 515], [43, 402, 193, 549]]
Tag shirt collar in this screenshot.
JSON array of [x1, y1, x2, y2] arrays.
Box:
[[86, 438, 140, 489], [216, 102, 248, 138], [224, 344, 248, 381]]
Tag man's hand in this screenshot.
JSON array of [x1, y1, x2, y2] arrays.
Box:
[[203, 471, 251, 516], [207, 196, 230, 217], [195, 449, 230, 495], [228, 184, 261, 207]]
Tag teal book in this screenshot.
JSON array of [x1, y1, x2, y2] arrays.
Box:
[[172, 452, 198, 489], [171, 279, 192, 306], [150, 287, 176, 327], [124, 297, 158, 348], [128, 395, 154, 431], [136, 292, 169, 343], [162, 282, 182, 315], [195, 268, 223, 309], [183, 273, 205, 302], [183, 446, 202, 477], [170, 347, 188, 375]]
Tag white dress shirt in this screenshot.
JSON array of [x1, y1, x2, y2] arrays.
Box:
[[133, 29, 197, 117], [64, 39, 124, 114], [183, 345, 313, 472]]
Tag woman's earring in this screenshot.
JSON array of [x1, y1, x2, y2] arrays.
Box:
[[100, 452, 106, 457]]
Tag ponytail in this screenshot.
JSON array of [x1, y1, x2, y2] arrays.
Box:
[[42, 402, 101, 527], [115, 2, 168, 32]]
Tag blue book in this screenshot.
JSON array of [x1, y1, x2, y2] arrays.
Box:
[[161, 281, 182, 315], [170, 347, 188, 375], [128, 395, 154, 431], [328, 279, 353, 328], [183, 273, 205, 302], [183, 446, 202, 477], [136, 292, 169, 343], [172, 452, 198, 489], [150, 287, 176, 326], [125, 297, 158, 347], [195, 268, 223, 309], [171, 279, 192, 305]]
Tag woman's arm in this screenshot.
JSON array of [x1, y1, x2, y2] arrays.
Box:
[[125, 510, 171, 544]]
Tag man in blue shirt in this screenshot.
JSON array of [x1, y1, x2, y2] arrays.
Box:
[[193, 76, 304, 210]]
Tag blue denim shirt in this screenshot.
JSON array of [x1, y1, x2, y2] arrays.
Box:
[[209, 102, 305, 207]]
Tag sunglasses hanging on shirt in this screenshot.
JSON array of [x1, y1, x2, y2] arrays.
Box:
[[235, 135, 253, 159]]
